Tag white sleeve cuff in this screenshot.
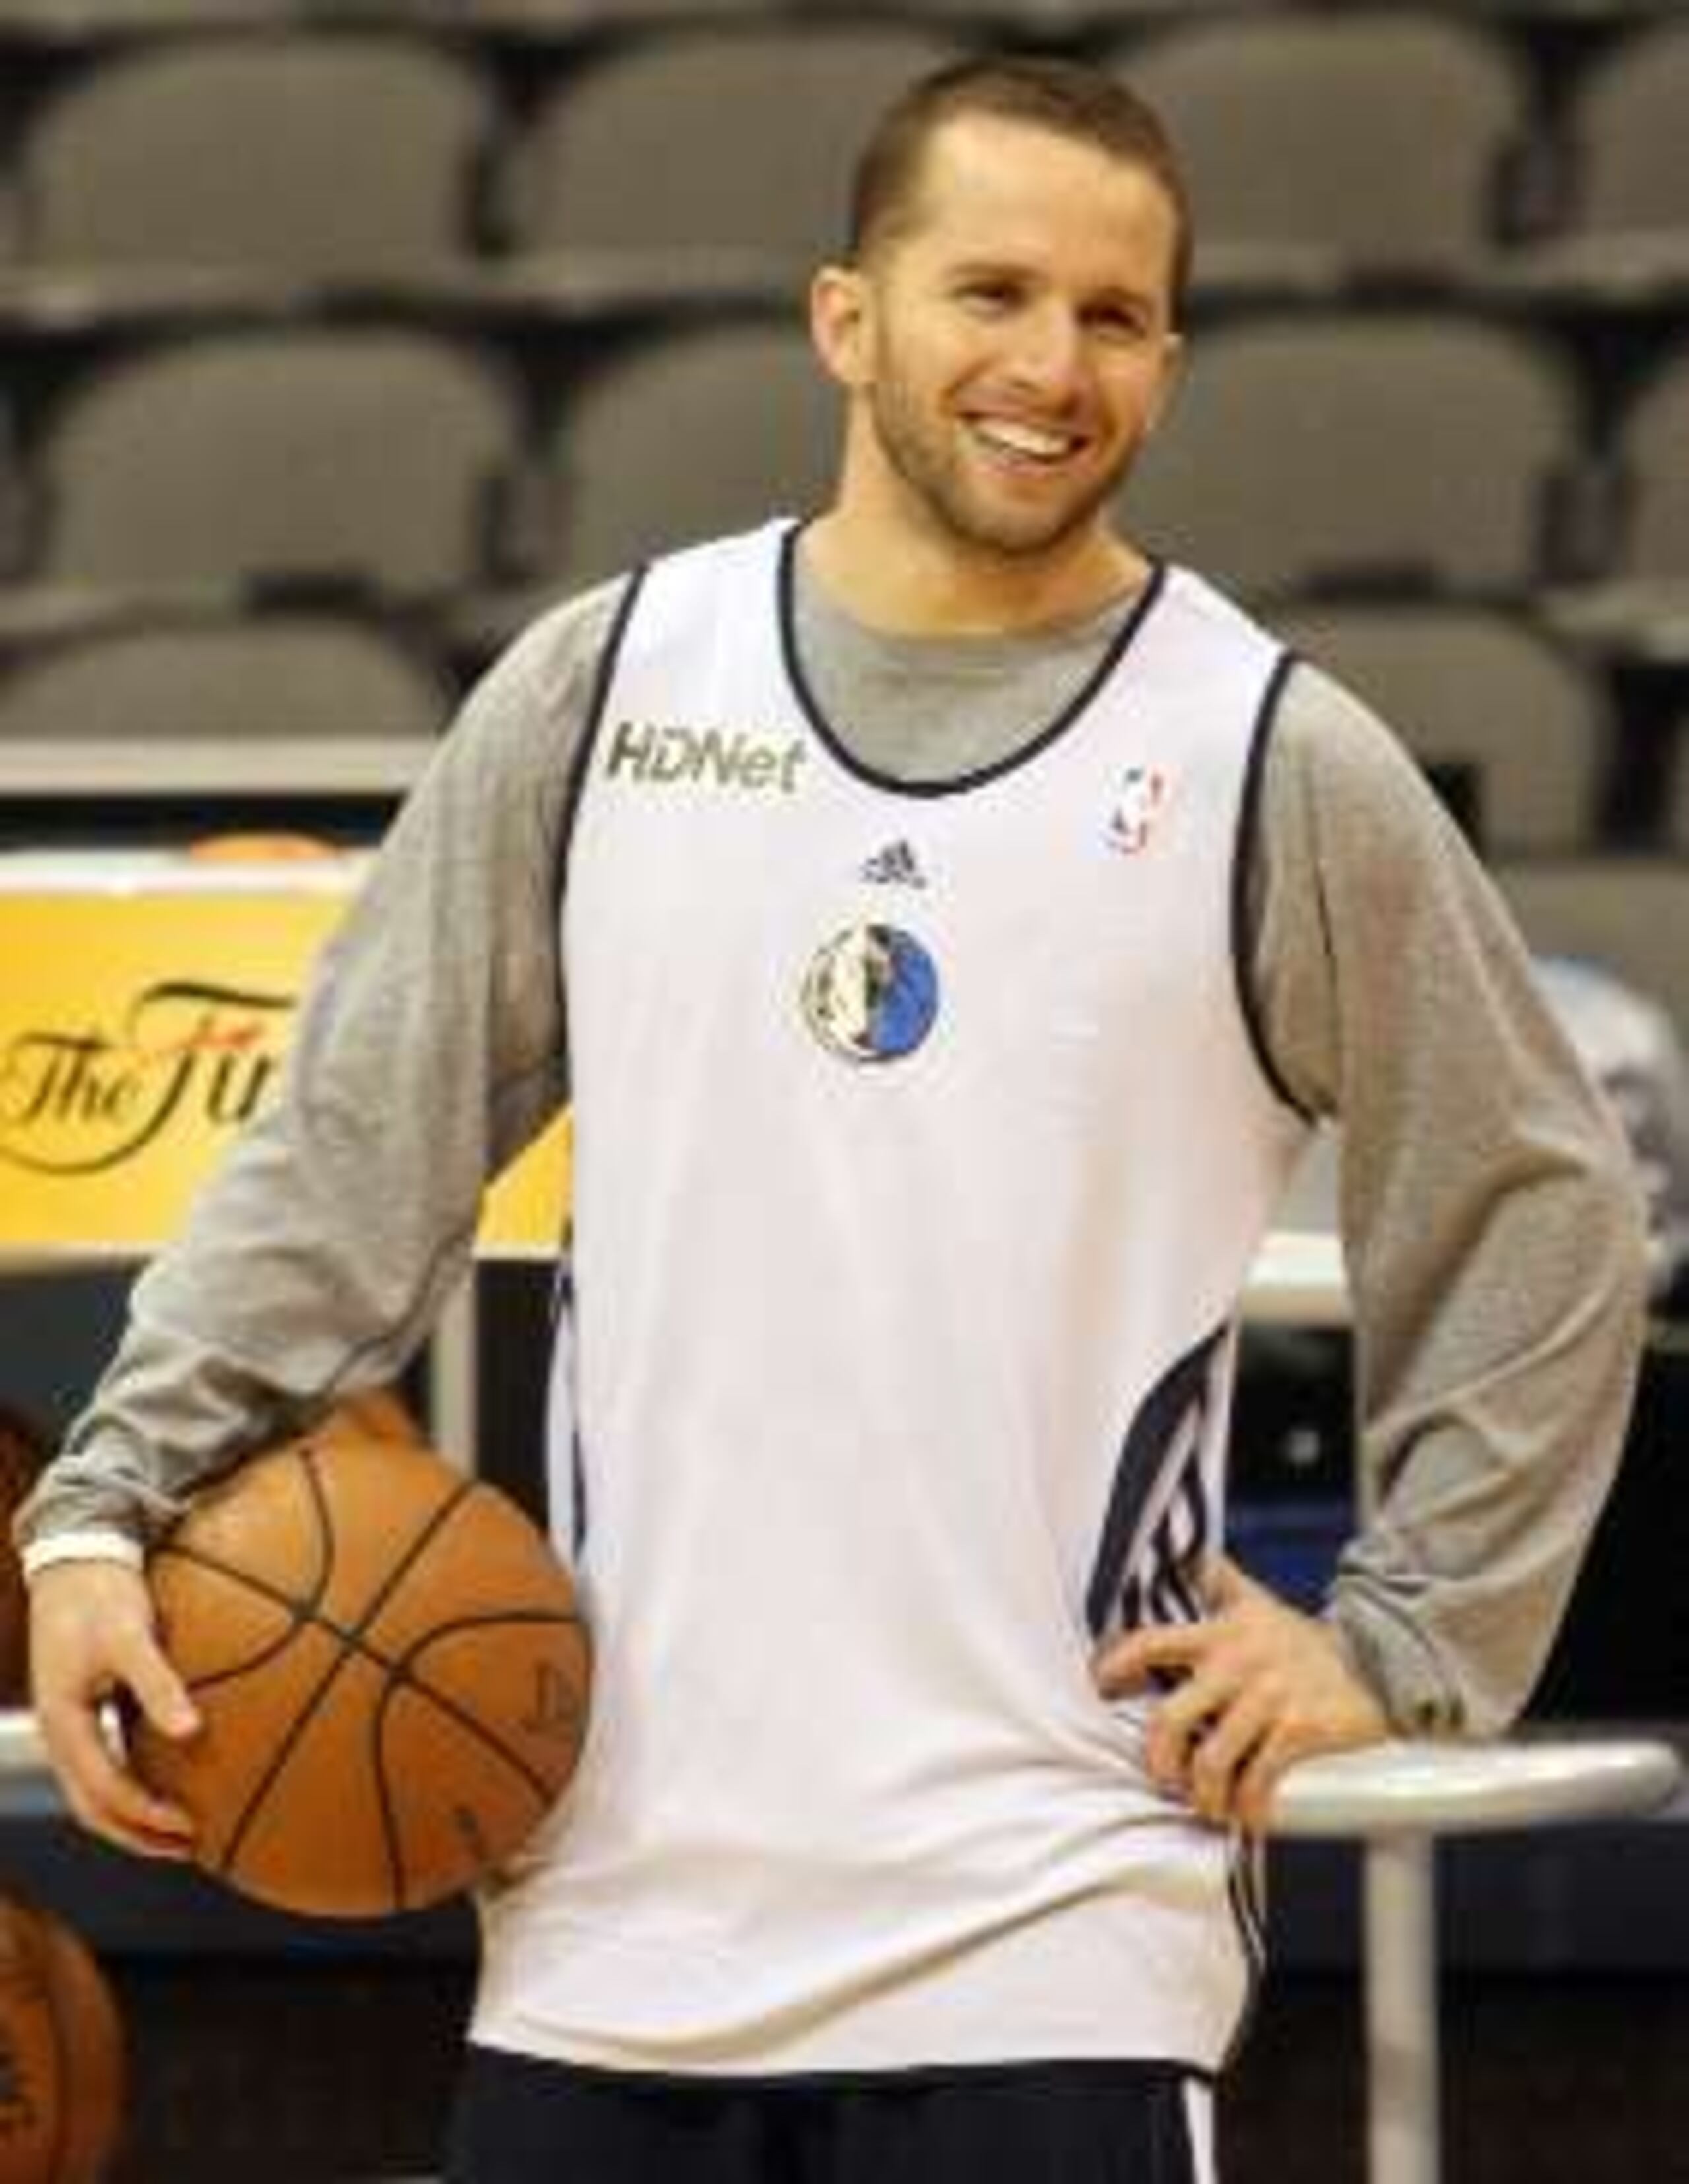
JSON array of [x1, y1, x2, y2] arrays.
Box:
[[22, 1531, 147, 1581]]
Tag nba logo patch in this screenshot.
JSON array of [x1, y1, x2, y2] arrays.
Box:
[[1107, 764, 1170, 855]]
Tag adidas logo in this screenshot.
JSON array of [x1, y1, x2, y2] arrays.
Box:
[[860, 840, 927, 889]]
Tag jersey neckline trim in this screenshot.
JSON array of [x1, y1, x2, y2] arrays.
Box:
[[775, 520, 1168, 803]]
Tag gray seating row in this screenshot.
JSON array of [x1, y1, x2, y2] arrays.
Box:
[[0, 13, 1683, 286]]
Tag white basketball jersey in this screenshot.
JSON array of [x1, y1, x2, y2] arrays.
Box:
[[473, 521, 1310, 2076]]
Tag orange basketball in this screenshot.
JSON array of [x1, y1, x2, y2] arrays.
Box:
[[183, 831, 340, 861], [128, 1425, 590, 1918], [0, 1894, 127, 2184], [0, 1404, 47, 1707], [323, 1384, 428, 1448]]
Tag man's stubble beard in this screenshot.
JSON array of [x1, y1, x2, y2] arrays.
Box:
[[862, 360, 1136, 565]]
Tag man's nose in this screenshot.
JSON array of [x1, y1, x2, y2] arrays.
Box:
[[1003, 306, 1087, 398]]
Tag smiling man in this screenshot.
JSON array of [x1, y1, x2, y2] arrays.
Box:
[[810, 83, 1185, 611], [19, 56, 1645, 2184]]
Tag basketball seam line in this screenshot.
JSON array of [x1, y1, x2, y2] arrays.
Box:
[[13, 1911, 73, 2180], [154, 1547, 584, 1693], [371, 1619, 590, 1821], [216, 1443, 477, 1894], [150, 1429, 339, 1692], [148, 1551, 320, 1692]]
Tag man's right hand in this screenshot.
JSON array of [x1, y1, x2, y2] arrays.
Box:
[[28, 1559, 201, 1859]]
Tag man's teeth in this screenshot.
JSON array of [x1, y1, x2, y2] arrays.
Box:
[[972, 420, 1081, 462]]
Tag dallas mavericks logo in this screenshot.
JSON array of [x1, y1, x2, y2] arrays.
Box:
[[802, 923, 939, 1065]]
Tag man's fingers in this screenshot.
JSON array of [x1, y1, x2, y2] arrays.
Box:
[[117, 1631, 201, 1743], [1098, 1559, 1392, 1832], [1093, 1619, 1209, 1697], [1235, 1722, 1317, 1837], [1142, 1660, 1240, 1793], [39, 1697, 197, 1857], [1186, 1685, 1277, 1827], [27, 1559, 202, 1857]]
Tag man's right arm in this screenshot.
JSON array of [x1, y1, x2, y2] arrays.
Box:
[[15, 578, 627, 1849]]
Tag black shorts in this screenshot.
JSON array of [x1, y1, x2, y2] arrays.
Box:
[[444, 2047, 1214, 2184]]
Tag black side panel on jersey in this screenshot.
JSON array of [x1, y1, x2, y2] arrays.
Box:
[[548, 566, 649, 1026], [1085, 1323, 1228, 1641], [1230, 649, 1315, 1120]]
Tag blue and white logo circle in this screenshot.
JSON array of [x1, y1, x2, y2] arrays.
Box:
[[802, 923, 939, 1065]]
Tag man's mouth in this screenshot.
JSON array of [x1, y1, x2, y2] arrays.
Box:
[[967, 416, 1089, 468]]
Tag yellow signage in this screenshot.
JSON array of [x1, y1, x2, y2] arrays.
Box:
[[0, 872, 569, 1253]]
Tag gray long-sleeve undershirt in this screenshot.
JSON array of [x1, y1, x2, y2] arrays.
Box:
[[16, 557, 1649, 1738]]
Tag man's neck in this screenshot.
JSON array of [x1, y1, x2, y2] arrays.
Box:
[[802, 505, 1149, 640]]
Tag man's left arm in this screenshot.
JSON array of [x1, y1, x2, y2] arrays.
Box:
[[1097, 659, 1650, 1829]]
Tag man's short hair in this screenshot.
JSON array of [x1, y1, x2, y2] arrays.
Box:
[[847, 55, 1193, 323]]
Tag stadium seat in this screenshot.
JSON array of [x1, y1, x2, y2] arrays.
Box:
[[503, 21, 967, 266], [1667, 720, 1689, 857], [459, 0, 767, 16], [32, 330, 526, 596], [1610, 342, 1689, 584], [1108, 11, 1531, 284], [12, 32, 498, 275], [544, 322, 840, 588], [1494, 858, 1689, 1040], [1273, 602, 1611, 853], [1556, 20, 1689, 257], [0, 613, 451, 747], [808, 0, 1104, 18], [0, 399, 23, 579], [1122, 311, 1581, 596]]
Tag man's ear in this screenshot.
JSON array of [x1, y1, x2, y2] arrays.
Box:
[[1143, 329, 1187, 440], [810, 263, 872, 391]]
